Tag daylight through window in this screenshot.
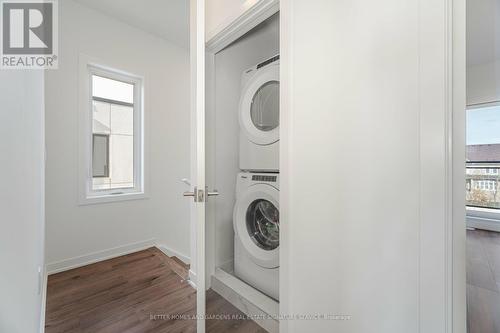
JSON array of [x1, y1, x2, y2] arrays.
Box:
[[466, 103, 500, 210], [90, 72, 140, 194]]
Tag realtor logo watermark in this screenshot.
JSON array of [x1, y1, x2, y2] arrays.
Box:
[[1, 0, 58, 69]]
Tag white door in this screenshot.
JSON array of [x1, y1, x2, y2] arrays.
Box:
[[184, 1, 217, 332], [280, 0, 464, 332]]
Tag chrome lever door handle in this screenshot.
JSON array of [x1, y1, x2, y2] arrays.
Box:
[[207, 190, 219, 197], [183, 186, 198, 201], [183, 187, 217, 202]]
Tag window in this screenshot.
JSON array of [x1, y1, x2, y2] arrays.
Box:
[[79, 60, 144, 204], [487, 168, 499, 175], [466, 103, 500, 211], [91, 75, 136, 190]]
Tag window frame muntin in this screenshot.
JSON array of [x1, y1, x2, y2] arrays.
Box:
[[92, 133, 110, 178]]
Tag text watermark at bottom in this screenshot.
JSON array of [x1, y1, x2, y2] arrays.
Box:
[[150, 313, 352, 321]]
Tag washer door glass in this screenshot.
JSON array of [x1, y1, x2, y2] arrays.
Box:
[[250, 81, 279, 132], [246, 199, 279, 250]]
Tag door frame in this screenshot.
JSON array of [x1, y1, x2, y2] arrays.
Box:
[[190, 0, 207, 332], [191, 1, 280, 331], [452, 0, 466, 331], [198, 2, 279, 331], [202, 0, 279, 291]]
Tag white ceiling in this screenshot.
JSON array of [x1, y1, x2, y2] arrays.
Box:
[[467, 0, 500, 66], [74, 0, 498, 65], [74, 0, 189, 48]]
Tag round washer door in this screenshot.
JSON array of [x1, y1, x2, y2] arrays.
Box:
[[234, 183, 279, 268], [239, 64, 280, 145]]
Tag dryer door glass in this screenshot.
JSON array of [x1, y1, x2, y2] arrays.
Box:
[[250, 81, 279, 132], [246, 199, 279, 250]]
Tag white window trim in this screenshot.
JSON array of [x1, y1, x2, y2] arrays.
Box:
[[467, 207, 500, 232], [78, 55, 146, 205]]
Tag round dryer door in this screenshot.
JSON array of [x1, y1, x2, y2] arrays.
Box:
[[239, 64, 280, 145], [234, 183, 279, 268]]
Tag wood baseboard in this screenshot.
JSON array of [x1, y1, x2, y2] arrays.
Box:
[[155, 244, 190, 265]]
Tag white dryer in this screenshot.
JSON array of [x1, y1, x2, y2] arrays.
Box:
[[239, 56, 280, 172], [233, 172, 279, 301]]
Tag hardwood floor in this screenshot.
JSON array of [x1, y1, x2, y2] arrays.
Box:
[[467, 229, 500, 333], [45, 247, 267, 333]]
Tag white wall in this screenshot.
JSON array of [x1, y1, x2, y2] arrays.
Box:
[[210, 14, 279, 270], [0, 71, 45, 333], [45, 0, 191, 269], [281, 0, 456, 332], [466, 0, 500, 105], [467, 60, 500, 105]]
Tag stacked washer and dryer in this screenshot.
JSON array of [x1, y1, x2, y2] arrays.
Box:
[[233, 55, 280, 301]]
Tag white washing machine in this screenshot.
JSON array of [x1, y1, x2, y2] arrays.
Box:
[[239, 55, 280, 172], [233, 172, 279, 301]]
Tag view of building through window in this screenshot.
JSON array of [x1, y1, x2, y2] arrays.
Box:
[[91, 75, 135, 190], [466, 104, 500, 209]]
